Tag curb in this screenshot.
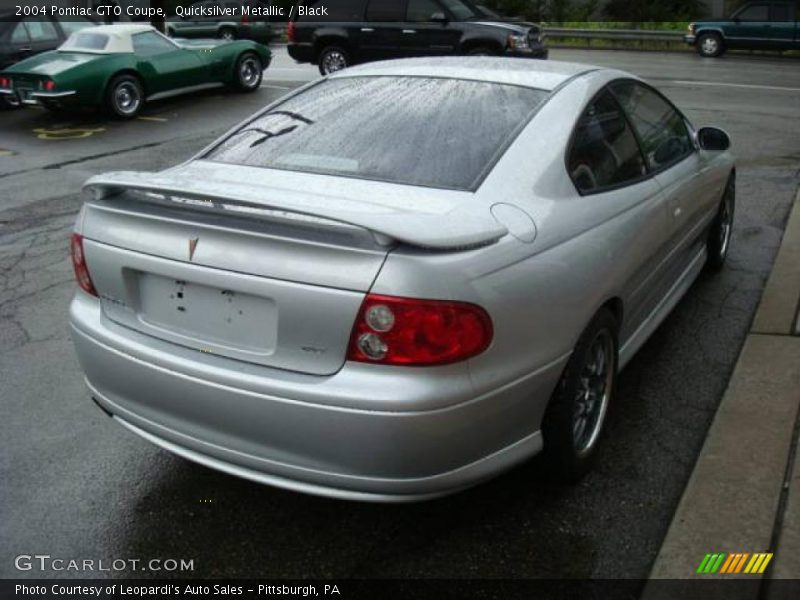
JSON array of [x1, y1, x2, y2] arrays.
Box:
[[644, 187, 800, 590]]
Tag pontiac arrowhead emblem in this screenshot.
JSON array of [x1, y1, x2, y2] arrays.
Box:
[[188, 237, 199, 261]]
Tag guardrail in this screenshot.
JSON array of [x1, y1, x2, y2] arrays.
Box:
[[543, 27, 685, 43], [268, 25, 687, 46]]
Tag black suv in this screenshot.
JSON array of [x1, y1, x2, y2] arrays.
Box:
[[288, 0, 548, 75]]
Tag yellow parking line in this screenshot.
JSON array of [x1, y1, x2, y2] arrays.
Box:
[[0, 149, 13, 157], [137, 116, 168, 122]]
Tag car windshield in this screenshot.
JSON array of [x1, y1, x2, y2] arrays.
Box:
[[60, 32, 110, 51], [205, 76, 547, 190]]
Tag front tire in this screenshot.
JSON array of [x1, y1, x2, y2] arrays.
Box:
[[317, 45, 349, 76], [105, 74, 143, 119], [233, 52, 262, 92], [542, 309, 618, 482], [697, 32, 724, 57], [706, 175, 735, 271]]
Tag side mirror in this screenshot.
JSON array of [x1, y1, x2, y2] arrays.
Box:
[[697, 127, 731, 151], [430, 12, 448, 23]]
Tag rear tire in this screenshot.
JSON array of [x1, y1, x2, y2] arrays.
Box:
[[466, 46, 499, 56], [233, 52, 262, 92], [317, 45, 350, 75], [706, 175, 735, 271], [105, 74, 144, 119], [541, 308, 618, 482], [697, 32, 724, 57]]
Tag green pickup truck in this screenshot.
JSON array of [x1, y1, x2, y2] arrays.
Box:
[[685, 0, 799, 56]]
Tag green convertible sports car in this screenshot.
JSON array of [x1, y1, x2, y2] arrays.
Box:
[[0, 24, 271, 118]]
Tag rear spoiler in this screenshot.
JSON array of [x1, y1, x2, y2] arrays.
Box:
[[83, 170, 508, 251]]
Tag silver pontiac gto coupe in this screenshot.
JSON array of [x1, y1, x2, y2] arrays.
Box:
[[69, 58, 735, 501]]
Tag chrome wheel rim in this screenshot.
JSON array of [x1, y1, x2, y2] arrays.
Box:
[[701, 37, 718, 55], [239, 57, 260, 88], [718, 195, 732, 258], [321, 50, 347, 74], [572, 330, 614, 456], [114, 82, 140, 115]]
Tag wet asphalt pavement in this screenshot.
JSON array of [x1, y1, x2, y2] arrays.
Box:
[[1, 48, 799, 580]]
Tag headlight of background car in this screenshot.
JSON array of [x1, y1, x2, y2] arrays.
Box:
[[688, 22, 696, 34], [507, 34, 531, 50]]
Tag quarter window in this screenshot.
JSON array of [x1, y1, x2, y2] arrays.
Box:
[[10, 23, 30, 44], [23, 18, 59, 42], [407, 0, 442, 22], [365, 0, 406, 22], [567, 90, 647, 194], [736, 4, 769, 20], [771, 3, 792, 21], [611, 81, 693, 171]]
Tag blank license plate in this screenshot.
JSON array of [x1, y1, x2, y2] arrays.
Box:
[[136, 273, 276, 354]]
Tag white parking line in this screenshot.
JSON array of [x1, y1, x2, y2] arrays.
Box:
[[260, 84, 293, 90], [666, 80, 800, 92]]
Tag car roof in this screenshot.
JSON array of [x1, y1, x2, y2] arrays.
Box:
[[59, 24, 159, 54], [330, 57, 599, 91]]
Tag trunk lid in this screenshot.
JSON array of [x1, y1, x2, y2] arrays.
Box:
[[79, 162, 505, 376]]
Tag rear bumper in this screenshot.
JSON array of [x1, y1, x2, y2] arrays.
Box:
[[70, 292, 564, 501], [3, 88, 78, 106]]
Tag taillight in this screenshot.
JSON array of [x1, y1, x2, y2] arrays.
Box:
[[347, 294, 493, 366], [0, 76, 10, 88], [39, 79, 55, 91], [241, 13, 249, 24], [287, 21, 296, 43], [70, 234, 97, 297]]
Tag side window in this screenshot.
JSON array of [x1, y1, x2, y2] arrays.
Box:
[[133, 32, 176, 55], [611, 81, 693, 171], [366, 0, 407, 21], [567, 90, 647, 194], [23, 18, 59, 42], [10, 22, 31, 44], [407, 0, 442, 21], [771, 3, 792, 21], [60, 18, 99, 36], [736, 3, 770, 20]]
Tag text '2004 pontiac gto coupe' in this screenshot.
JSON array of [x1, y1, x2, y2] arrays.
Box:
[[0, 24, 271, 118], [69, 58, 735, 501]]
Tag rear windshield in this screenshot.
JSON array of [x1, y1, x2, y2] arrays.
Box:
[[205, 76, 547, 190], [60, 32, 109, 51]]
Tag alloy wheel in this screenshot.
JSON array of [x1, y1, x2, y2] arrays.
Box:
[[321, 50, 347, 75], [114, 82, 140, 116], [239, 57, 260, 88], [572, 330, 614, 456]]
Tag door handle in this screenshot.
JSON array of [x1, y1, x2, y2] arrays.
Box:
[[360, 27, 375, 32], [402, 29, 417, 34]]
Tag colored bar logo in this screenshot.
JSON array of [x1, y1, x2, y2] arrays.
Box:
[[696, 552, 773, 574]]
